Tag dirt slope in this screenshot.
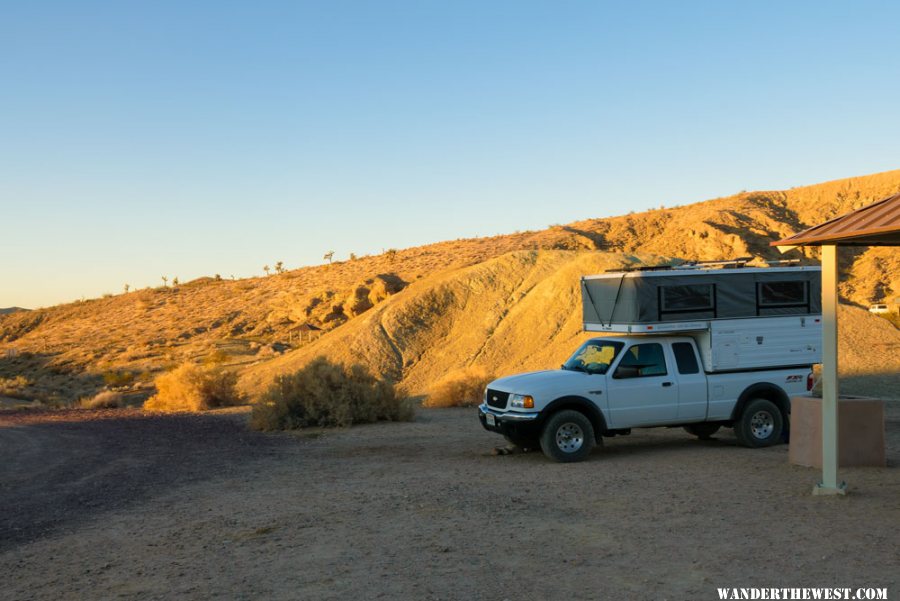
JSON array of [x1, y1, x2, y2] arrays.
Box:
[[239, 251, 654, 396]]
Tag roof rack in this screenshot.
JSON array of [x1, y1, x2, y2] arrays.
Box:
[[605, 257, 753, 273], [765, 258, 801, 266], [605, 264, 675, 273], [676, 257, 752, 270]]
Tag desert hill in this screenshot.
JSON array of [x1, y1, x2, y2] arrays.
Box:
[[0, 307, 28, 315], [1, 169, 899, 403], [238, 250, 900, 401]]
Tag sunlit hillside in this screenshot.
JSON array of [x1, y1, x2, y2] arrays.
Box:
[[2, 169, 899, 404]]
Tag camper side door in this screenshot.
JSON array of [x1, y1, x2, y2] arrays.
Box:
[[605, 341, 679, 427]]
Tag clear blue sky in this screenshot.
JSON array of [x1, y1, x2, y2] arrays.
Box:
[[2, 1, 899, 308]]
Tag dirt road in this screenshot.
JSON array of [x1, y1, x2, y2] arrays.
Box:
[[1, 406, 898, 600]]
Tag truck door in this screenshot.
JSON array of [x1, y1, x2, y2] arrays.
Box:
[[671, 341, 708, 420], [605, 342, 678, 427]]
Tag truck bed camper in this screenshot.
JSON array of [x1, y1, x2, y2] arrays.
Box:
[[580, 261, 822, 372]]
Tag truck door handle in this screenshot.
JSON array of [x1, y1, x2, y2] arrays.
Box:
[[662, 382, 673, 387]]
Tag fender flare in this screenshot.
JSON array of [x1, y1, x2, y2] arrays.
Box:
[[730, 382, 791, 422], [542, 395, 609, 436]]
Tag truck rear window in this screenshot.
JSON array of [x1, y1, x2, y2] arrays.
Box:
[[672, 342, 700, 374]]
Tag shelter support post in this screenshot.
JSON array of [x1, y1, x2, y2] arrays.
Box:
[[814, 244, 847, 495]]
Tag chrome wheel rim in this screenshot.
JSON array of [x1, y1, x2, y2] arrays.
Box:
[[750, 410, 774, 439], [556, 423, 584, 453]]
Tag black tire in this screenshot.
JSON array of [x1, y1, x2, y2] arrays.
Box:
[[503, 433, 539, 449], [539, 410, 596, 463], [683, 423, 721, 440], [734, 398, 784, 448]]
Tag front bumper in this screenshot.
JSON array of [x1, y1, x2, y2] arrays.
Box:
[[478, 403, 541, 436]]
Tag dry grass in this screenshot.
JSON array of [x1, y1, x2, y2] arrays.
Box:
[[423, 367, 494, 408], [143, 363, 244, 412], [80, 390, 124, 409], [0, 375, 32, 398], [250, 357, 413, 430]]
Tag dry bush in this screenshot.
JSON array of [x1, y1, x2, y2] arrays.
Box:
[[0, 375, 31, 397], [203, 349, 230, 365], [80, 390, 123, 409], [250, 356, 413, 430], [424, 367, 494, 408], [103, 370, 135, 388], [143, 362, 244, 412]]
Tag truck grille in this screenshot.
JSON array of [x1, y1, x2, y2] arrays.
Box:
[[485, 389, 509, 409]]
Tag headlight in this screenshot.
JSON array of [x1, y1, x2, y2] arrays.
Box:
[[509, 393, 534, 409]]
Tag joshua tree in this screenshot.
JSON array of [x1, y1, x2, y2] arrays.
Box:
[[323, 251, 335, 264], [214, 274, 222, 281], [123, 283, 130, 293], [385, 248, 398, 263], [275, 261, 284, 274], [263, 265, 271, 276], [161, 276, 168, 287], [349, 252, 357, 261], [172, 276, 179, 286]]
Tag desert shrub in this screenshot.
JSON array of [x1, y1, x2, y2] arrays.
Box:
[[81, 390, 123, 409], [203, 349, 230, 365], [0, 375, 31, 397], [250, 357, 413, 430], [143, 362, 244, 412], [103, 370, 135, 388], [423, 367, 494, 408]]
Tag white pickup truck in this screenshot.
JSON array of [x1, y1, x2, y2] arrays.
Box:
[[477, 335, 813, 462]]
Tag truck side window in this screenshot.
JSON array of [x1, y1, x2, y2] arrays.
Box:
[[672, 342, 700, 374], [614, 343, 667, 378]]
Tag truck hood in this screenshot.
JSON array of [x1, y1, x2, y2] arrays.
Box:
[[488, 369, 600, 400]]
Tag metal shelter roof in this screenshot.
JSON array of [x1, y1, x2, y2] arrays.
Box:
[[772, 191, 900, 247]]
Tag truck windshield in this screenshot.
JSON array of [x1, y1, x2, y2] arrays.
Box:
[[563, 340, 624, 375]]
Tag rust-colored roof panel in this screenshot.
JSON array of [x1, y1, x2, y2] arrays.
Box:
[[772, 191, 900, 247]]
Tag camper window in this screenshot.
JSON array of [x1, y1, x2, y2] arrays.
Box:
[[758, 281, 807, 307], [659, 284, 714, 313]]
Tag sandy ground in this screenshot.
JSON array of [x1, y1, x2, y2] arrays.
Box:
[[1, 405, 898, 601]]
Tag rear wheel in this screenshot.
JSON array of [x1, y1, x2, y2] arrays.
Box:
[[683, 423, 721, 440], [539, 410, 596, 463], [734, 398, 784, 448]]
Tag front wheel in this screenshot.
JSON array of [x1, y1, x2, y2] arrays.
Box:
[[734, 398, 784, 448], [540, 410, 596, 463]]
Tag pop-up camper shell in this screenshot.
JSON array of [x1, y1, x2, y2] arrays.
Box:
[[581, 265, 822, 372]]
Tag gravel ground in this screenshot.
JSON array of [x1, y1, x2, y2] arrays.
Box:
[[1, 405, 898, 601]]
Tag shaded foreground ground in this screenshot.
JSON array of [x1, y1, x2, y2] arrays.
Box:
[[1, 406, 898, 600]]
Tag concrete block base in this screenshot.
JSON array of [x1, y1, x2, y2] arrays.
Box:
[[812, 481, 848, 496], [789, 396, 886, 468]]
